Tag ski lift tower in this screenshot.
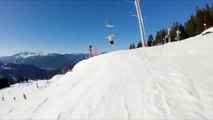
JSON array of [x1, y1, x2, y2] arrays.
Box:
[[134, 0, 146, 47]]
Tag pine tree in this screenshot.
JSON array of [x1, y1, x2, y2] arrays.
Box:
[[211, 5, 213, 26], [137, 41, 142, 48], [129, 44, 133, 49], [195, 6, 205, 34], [179, 23, 187, 40], [169, 22, 187, 41], [129, 43, 136, 49], [147, 34, 154, 46], [170, 22, 179, 42], [155, 29, 166, 44], [203, 3, 212, 28], [155, 31, 161, 44], [185, 15, 197, 37], [132, 43, 136, 49]]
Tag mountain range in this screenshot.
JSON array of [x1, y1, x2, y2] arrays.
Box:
[[0, 52, 88, 84], [0, 52, 88, 69]]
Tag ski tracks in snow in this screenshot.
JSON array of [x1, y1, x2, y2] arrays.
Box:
[[7, 108, 15, 115], [32, 98, 48, 114], [141, 53, 211, 119]]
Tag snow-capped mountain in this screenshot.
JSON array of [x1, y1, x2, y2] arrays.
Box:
[[0, 27, 213, 119], [0, 52, 87, 69], [0, 52, 86, 82]]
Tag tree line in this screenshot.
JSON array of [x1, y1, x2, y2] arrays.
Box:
[[129, 3, 213, 49]]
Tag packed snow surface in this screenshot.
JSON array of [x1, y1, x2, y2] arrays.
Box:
[[1, 28, 213, 119]]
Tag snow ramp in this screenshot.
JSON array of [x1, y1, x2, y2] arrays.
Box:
[[1, 27, 213, 119]]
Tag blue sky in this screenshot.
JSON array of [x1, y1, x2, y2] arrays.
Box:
[[0, 0, 212, 56]]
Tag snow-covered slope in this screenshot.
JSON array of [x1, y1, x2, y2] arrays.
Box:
[[1, 28, 213, 119]]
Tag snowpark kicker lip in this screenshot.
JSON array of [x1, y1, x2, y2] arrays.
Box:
[[1, 27, 213, 119]]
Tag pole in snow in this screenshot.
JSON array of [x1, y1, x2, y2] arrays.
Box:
[[134, 0, 146, 47], [176, 29, 181, 41], [167, 28, 171, 43]]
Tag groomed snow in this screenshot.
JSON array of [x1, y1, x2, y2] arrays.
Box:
[[1, 27, 213, 119]]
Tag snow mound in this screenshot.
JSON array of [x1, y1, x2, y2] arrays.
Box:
[[1, 27, 213, 119]]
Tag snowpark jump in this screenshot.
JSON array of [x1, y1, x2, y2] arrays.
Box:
[[1, 27, 213, 119]]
